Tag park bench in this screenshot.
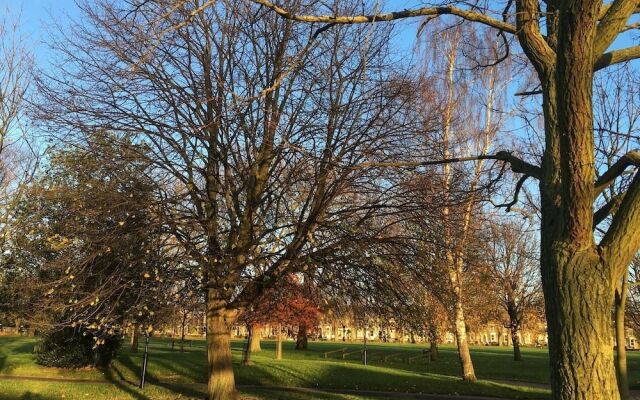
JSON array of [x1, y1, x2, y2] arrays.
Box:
[[323, 347, 347, 359], [342, 349, 363, 359]]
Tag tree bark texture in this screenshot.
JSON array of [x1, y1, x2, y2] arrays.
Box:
[[249, 324, 262, 353], [206, 294, 237, 400], [615, 272, 629, 400]]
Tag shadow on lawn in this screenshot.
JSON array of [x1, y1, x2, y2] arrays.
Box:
[[112, 351, 206, 399], [104, 366, 151, 400], [6, 392, 51, 400]]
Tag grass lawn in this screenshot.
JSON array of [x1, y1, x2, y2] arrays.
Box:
[[0, 335, 599, 400]]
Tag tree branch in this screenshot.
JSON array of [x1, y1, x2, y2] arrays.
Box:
[[493, 174, 531, 211], [593, 193, 625, 228], [594, 46, 640, 71], [600, 171, 640, 279], [594, 150, 640, 196], [595, 0, 639, 56], [250, 0, 516, 33], [514, 0, 555, 73], [352, 151, 541, 179]]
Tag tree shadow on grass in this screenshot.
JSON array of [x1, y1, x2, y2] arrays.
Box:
[[111, 352, 207, 399], [12, 392, 51, 400], [103, 366, 150, 400]]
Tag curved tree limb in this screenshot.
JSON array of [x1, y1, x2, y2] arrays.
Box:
[[493, 174, 531, 211], [250, 0, 517, 33], [514, 0, 555, 73], [595, 0, 640, 56], [594, 150, 640, 197], [595, 46, 640, 71], [593, 193, 625, 228], [352, 151, 541, 179], [600, 171, 640, 279]]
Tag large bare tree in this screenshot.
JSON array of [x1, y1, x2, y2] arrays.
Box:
[[33, 1, 410, 398], [252, 0, 640, 398]]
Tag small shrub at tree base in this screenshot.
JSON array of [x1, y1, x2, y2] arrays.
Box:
[[35, 327, 122, 368]]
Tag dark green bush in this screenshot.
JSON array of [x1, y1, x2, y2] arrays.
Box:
[[35, 327, 122, 368]]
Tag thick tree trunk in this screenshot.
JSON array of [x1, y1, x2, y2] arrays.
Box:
[[510, 326, 522, 362], [295, 323, 308, 350], [249, 324, 261, 353], [615, 272, 629, 400], [206, 297, 237, 400], [541, 251, 620, 400], [535, 6, 623, 394], [130, 324, 139, 353], [275, 325, 283, 360]]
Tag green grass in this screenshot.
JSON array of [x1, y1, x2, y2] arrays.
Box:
[[0, 335, 569, 399]]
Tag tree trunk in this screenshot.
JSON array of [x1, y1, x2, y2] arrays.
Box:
[[428, 324, 439, 361], [448, 264, 476, 382], [451, 295, 476, 382], [275, 325, 283, 360], [615, 271, 629, 400], [130, 324, 139, 353], [429, 339, 439, 361], [295, 323, 308, 350], [249, 324, 262, 353], [206, 297, 237, 400], [242, 325, 253, 365], [542, 251, 620, 399], [535, 7, 623, 395], [180, 322, 186, 353], [510, 326, 522, 362]]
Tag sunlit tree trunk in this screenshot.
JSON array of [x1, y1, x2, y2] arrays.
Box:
[[206, 294, 237, 400], [130, 323, 139, 353], [249, 324, 262, 354], [537, 14, 620, 397], [615, 271, 629, 400], [275, 324, 283, 360]]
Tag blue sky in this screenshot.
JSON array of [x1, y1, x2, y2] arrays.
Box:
[[2, 0, 428, 64]]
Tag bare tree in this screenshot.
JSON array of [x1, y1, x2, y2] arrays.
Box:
[[253, 1, 640, 398], [33, 1, 410, 398], [486, 219, 542, 361]]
